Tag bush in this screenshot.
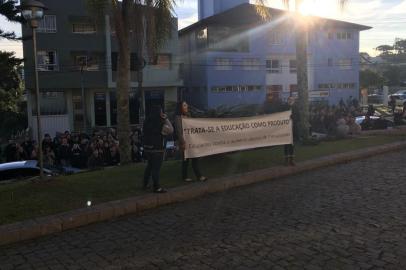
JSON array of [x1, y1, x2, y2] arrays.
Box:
[[0, 110, 27, 139]]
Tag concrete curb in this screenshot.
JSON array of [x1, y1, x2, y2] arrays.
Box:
[[1, 140, 406, 246]]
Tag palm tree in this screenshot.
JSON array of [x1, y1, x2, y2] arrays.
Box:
[[256, 0, 348, 140], [87, 0, 175, 163], [0, 0, 23, 40]]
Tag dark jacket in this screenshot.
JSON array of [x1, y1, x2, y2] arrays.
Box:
[[143, 117, 173, 152]]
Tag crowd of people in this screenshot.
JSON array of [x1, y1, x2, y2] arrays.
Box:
[[309, 97, 364, 137], [2, 96, 405, 192], [2, 129, 144, 170]]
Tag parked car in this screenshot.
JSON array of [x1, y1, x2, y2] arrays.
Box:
[[355, 116, 393, 130], [0, 160, 53, 182], [368, 94, 383, 104], [389, 90, 406, 106]]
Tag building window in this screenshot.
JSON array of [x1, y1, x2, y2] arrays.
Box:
[[267, 85, 283, 99], [242, 58, 260, 70], [318, 83, 335, 89], [37, 15, 57, 33], [196, 28, 208, 50], [289, 84, 298, 92], [289, 84, 298, 97], [37, 51, 58, 71], [336, 83, 356, 89], [94, 93, 107, 126], [152, 54, 171, 69], [32, 91, 67, 115], [109, 92, 139, 125], [266, 60, 281, 73], [211, 85, 262, 93], [74, 55, 100, 71], [270, 31, 284, 45], [328, 32, 333, 39], [337, 32, 353, 40], [338, 58, 352, 70], [111, 52, 118, 71], [111, 53, 143, 71], [289, 60, 297, 73], [72, 23, 96, 34], [208, 26, 249, 52], [328, 58, 333, 67], [215, 58, 232, 70]]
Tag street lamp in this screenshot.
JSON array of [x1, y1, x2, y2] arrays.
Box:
[[20, 0, 47, 179]]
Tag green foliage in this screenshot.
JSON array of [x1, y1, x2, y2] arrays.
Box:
[[360, 69, 385, 89], [0, 51, 25, 139], [0, 134, 404, 225], [375, 45, 394, 56], [0, 51, 23, 111], [0, 0, 23, 40], [0, 109, 27, 139], [376, 38, 406, 61], [0, 51, 23, 91], [383, 66, 402, 86], [394, 38, 406, 55], [370, 38, 406, 86]]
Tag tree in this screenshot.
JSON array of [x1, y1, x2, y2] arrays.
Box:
[[394, 38, 406, 55], [255, 0, 348, 140], [87, 0, 175, 164], [0, 0, 23, 40], [375, 45, 394, 56], [0, 50, 23, 112], [359, 70, 384, 89], [383, 66, 401, 86], [0, 51, 26, 139]]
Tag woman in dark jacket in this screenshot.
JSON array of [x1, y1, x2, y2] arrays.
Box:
[[143, 105, 173, 193], [174, 101, 207, 182]]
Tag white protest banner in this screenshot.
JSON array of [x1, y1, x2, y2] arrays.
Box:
[[182, 111, 293, 159]]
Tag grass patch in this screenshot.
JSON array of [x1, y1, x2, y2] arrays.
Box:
[[0, 134, 405, 225]]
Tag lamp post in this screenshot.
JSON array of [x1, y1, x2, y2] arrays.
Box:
[[79, 59, 88, 133], [20, 0, 47, 179]]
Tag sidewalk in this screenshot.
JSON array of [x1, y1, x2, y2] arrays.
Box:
[[1, 138, 406, 247]]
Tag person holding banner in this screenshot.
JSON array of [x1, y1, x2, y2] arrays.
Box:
[[142, 105, 174, 193], [284, 96, 297, 166], [175, 101, 208, 182], [262, 95, 297, 166]]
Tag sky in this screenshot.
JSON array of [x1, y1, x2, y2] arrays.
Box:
[[1, 0, 405, 58]]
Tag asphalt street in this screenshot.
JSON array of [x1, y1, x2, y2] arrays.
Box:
[[1, 150, 406, 270]]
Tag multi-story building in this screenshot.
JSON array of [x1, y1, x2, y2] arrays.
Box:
[[180, 0, 371, 109], [22, 0, 182, 139]]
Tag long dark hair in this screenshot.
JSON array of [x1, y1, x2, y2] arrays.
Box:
[[176, 101, 186, 116]]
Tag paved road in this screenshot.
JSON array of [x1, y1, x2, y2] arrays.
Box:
[[1, 150, 406, 270]]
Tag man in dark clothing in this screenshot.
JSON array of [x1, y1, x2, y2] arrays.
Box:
[[143, 105, 173, 193], [71, 144, 83, 168], [108, 145, 121, 166], [5, 142, 17, 162], [42, 134, 54, 151], [58, 137, 71, 166]]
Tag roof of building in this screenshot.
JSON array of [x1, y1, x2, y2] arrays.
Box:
[[179, 3, 371, 35]]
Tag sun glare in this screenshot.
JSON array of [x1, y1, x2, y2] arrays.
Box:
[[299, 1, 313, 15], [297, 0, 342, 18]]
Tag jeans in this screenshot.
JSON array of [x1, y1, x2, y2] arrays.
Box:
[[182, 158, 202, 180], [284, 144, 294, 157], [143, 152, 164, 190]]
